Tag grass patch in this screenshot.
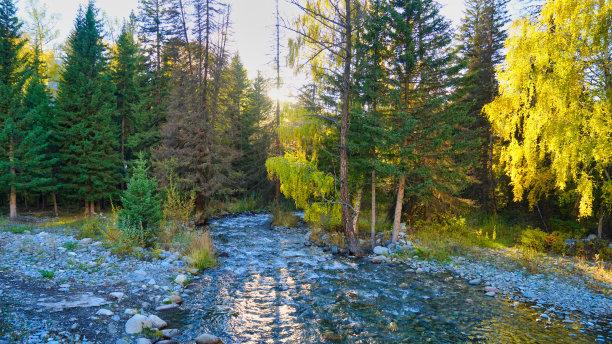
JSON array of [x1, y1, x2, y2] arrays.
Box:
[[4, 225, 32, 234], [272, 208, 300, 227], [62, 241, 79, 251], [225, 195, 267, 214], [186, 231, 217, 271], [38, 269, 55, 279]]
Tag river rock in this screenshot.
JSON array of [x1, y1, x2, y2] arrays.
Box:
[[169, 293, 182, 304], [371, 255, 388, 264], [162, 329, 180, 338], [135, 339, 151, 344], [156, 341, 178, 344], [80, 237, 93, 244], [373, 246, 389, 255], [195, 334, 223, 344], [485, 291, 496, 297], [109, 292, 125, 300], [468, 278, 482, 285], [156, 303, 179, 311], [96, 308, 114, 316], [148, 314, 167, 329], [125, 314, 152, 334], [484, 286, 498, 293], [174, 274, 188, 286]]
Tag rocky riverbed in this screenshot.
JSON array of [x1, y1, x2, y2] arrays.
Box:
[[0, 213, 611, 343]]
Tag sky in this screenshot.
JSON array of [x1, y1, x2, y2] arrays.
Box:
[[17, 0, 467, 99]]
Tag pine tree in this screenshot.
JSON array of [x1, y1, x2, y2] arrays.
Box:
[[112, 22, 149, 163], [56, 2, 121, 215], [238, 72, 273, 195], [0, 0, 50, 219], [386, 0, 473, 242], [456, 0, 509, 210], [118, 153, 162, 246]]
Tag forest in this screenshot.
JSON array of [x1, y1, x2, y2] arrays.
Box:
[[0, 0, 610, 342]]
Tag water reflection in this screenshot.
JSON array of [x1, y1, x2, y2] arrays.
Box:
[[179, 214, 603, 343]]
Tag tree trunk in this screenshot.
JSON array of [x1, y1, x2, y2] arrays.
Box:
[[370, 170, 376, 249], [9, 139, 17, 219], [352, 187, 363, 236], [9, 186, 17, 219], [339, 0, 358, 256], [392, 175, 406, 244], [84, 200, 89, 216], [52, 192, 58, 217], [598, 212, 605, 239]]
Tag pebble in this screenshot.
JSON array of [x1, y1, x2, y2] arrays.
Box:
[[109, 292, 125, 300], [125, 314, 151, 334]]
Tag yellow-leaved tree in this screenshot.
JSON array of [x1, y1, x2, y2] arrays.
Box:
[[485, 0, 611, 237]]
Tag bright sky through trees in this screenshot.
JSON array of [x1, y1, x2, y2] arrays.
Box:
[[19, 0, 466, 100]]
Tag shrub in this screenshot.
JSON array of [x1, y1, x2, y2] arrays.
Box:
[[186, 231, 217, 271], [519, 227, 548, 252], [77, 216, 105, 239], [162, 181, 195, 227], [118, 154, 162, 247]]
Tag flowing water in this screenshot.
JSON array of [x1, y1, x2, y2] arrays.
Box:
[[177, 213, 602, 343]]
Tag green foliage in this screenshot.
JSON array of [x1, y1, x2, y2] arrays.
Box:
[[118, 154, 162, 247], [76, 216, 105, 239], [4, 224, 31, 234], [55, 2, 121, 204], [38, 269, 54, 279], [161, 179, 195, 230], [62, 241, 79, 251], [225, 194, 264, 214]]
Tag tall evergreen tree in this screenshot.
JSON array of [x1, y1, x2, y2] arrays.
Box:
[[238, 72, 273, 195], [0, 0, 51, 219], [456, 0, 509, 210], [112, 21, 149, 164], [56, 2, 121, 215], [386, 0, 473, 242]]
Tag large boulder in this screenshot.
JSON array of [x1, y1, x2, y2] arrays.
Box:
[[125, 314, 152, 334]]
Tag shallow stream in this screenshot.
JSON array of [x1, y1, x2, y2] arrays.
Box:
[[174, 213, 602, 343]]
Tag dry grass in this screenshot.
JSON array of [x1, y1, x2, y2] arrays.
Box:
[[186, 231, 217, 271]]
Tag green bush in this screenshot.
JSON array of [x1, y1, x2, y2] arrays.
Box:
[[77, 217, 105, 239], [519, 227, 548, 252], [118, 154, 162, 247], [519, 228, 570, 254]]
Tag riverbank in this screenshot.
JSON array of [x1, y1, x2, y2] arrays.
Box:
[[0, 213, 610, 343]]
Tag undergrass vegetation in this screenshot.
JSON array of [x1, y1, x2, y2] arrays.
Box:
[[186, 231, 217, 271], [272, 207, 300, 227]]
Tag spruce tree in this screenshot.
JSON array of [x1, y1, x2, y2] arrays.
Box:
[[118, 153, 162, 246], [239, 72, 273, 196], [112, 22, 149, 163], [0, 0, 50, 219], [386, 0, 473, 242], [56, 2, 121, 215], [456, 0, 509, 210]]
